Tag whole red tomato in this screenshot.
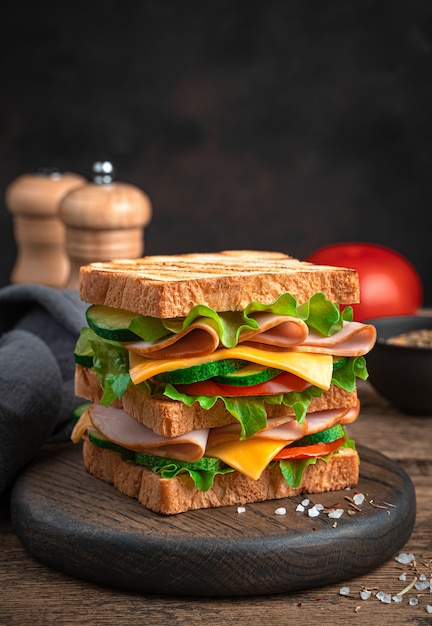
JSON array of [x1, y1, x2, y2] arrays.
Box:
[[306, 243, 423, 321]]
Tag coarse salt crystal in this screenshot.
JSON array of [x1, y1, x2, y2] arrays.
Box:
[[339, 586, 350, 596], [376, 591, 391, 604], [275, 507, 286, 516], [415, 580, 430, 591], [409, 597, 419, 606], [237, 506, 246, 514], [392, 595, 403, 603], [399, 573, 407, 581], [426, 605, 432, 614], [308, 505, 320, 518], [395, 552, 415, 564], [296, 504, 305, 513], [302, 498, 310, 507], [360, 590, 371, 600], [353, 493, 365, 506], [328, 508, 344, 519]]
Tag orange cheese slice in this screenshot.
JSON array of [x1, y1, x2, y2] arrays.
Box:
[[205, 437, 288, 480], [71, 409, 93, 443], [128, 346, 333, 390]]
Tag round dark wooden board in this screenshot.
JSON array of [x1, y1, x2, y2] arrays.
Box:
[[10, 442, 415, 596]]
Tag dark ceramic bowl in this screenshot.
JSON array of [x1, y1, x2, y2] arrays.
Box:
[[365, 315, 432, 415]]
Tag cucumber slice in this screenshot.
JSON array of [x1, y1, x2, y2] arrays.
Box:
[[87, 430, 228, 472], [294, 424, 346, 447], [133, 452, 228, 472], [86, 305, 142, 342], [74, 327, 97, 366], [74, 353, 94, 368], [214, 363, 281, 386], [156, 359, 246, 385], [73, 401, 91, 423], [88, 429, 125, 453]]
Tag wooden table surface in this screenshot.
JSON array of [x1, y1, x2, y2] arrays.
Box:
[[1, 380, 431, 626]]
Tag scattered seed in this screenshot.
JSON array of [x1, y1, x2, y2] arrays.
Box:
[[369, 500, 391, 510], [386, 328, 432, 348], [397, 576, 418, 596]]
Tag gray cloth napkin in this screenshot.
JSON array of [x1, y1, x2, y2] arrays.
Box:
[[0, 284, 88, 496]]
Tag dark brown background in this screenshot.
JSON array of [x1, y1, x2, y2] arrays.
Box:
[[1, 1, 431, 302]]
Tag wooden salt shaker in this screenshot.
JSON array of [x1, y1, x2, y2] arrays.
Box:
[[5, 168, 85, 286], [59, 162, 152, 289]]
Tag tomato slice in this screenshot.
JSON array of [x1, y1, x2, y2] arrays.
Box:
[[273, 437, 345, 460], [172, 371, 311, 397]]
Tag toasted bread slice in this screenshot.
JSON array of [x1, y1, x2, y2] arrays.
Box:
[[79, 250, 360, 318], [82, 439, 359, 515], [75, 365, 359, 437]]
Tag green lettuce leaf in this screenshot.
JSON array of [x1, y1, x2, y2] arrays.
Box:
[[89, 335, 132, 405], [129, 316, 171, 342], [331, 356, 368, 392], [278, 432, 357, 488], [117, 448, 233, 491], [161, 384, 322, 439], [93, 292, 351, 348], [279, 456, 319, 488], [150, 463, 234, 491]]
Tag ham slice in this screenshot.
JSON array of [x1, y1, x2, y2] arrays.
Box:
[[124, 314, 308, 358], [238, 313, 309, 346], [124, 314, 376, 360], [89, 404, 209, 462], [205, 404, 359, 449], [304, 403, 360, 434], [206, 416, 308, 448], [293, 322, 377, 357], [124, 319, 220, 358], [86, 402, 359, 465]]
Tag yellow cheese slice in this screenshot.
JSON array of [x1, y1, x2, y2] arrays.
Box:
[[205, 437, 288, 480], [71, 410, 93, 443], [129, 346, 333, 390]]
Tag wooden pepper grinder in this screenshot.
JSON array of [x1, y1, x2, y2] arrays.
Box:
[[59, 161, 152, 289], [5, 167, 85, 286]]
